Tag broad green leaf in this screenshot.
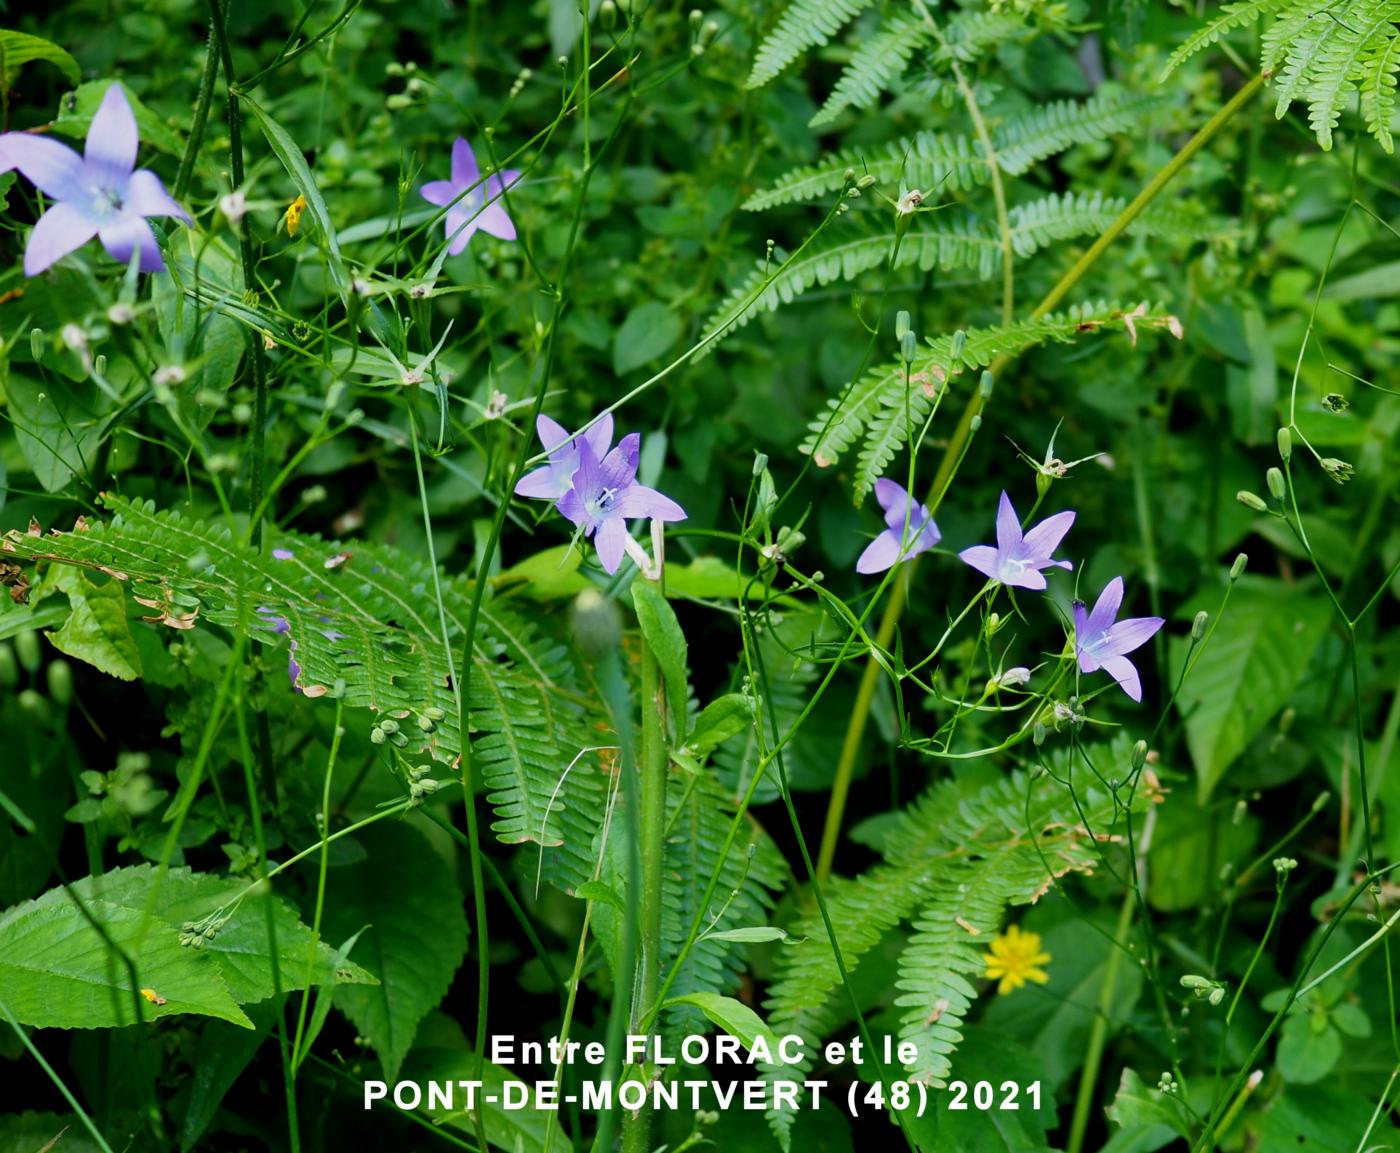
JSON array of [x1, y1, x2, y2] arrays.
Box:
[[1276, 1015, 1341, 1083], [0, 30, 81, 87], [52, 80, 185, 157], [69, 864, 375, 1005], [322, 822, 468, 1080], [177, 1005, 276, 1152], [632, 581, 688, 730], [613, 301, 682, 375], [1246, 1086, 1377, 1152], [399, 1046, 570, 1153], [663, 992, 779, 1051], [0, 892, 251, 1029], [685, 693, 756, 756], [4, 370, 111, 493], [496, 544, 591, 599], [1170, 581, 1332, 802], [45, 566, 142, 681], [1101, 1068, 1187, 1153]]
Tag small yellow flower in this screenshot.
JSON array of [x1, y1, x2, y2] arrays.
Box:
[[283, 193, 307, 237], [983, 924, 1051, 995]]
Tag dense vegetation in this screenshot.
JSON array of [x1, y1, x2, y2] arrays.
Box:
[[1, 1, 1398, 1151]]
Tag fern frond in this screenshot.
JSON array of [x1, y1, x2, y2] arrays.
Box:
[[746, 0, 874, 89], [1162, 0, 1289, 75], [802, 302, 1185, 499], [1306, 4, 1400, 150], [1359, 21, 1400, 150], [2, 497, 607, 888], [811, 13, 931, 126], [745, 91, 1169, 210], [937, 9, 1033, 63]]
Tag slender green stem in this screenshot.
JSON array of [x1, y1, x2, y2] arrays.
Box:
[[1067, 887, 1134, 1153], [814, 73, 1266, 880], [175, 18, 220, 201], [0, 998, 116, 1153]]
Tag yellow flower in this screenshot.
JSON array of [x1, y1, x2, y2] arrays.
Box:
[[283, 193, 307, 237], [983, 924, 1051, 995]]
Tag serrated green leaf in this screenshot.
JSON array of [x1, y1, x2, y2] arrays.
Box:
[[45, 566, 142, 681], [0, 891, 251, 1029], [322, 822, 468, 1080], [1170, 581, 1332, 802]]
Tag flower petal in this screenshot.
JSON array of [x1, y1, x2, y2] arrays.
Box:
[[85, 85, 138, 190], [476, 202, 516, 240], [594, 518, 627, 574], [995, 491, 1021, 556], [515, 464, 562, 499], [451, 137, 481, 188], [958, 544, 1000, 581], [1004, 565, 1048, 591], [875, 477, 914, 532], [24, 202, 99, 275], [1100, 654, 1143, 702], [124, 168, 190, 222], [583, 412, 614, 459], [1102, 615, 1164, 657], [1087, 576, 1124, 636], [420, 179, 457, 207], [598, 433, 641, 492], [613, 483, 686, 522], [0, 132, 86, 200], [856, 530, 903, 574], [557, 487, 586, 527], [99, 213, 163, 272], [1021, 509, 1075, 563], [1073, 601, 1094, 670], [571, 433, 601, 501], [444, 206, 478, 255], [536, 414, 570, 452]]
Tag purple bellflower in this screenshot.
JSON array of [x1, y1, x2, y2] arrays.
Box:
[[557, 433, 686, 575], [857, 478, 941, 574], [959, 491, 1075, 591], [514, 413, 614, 504], [1073, 576, 1164, 702], [420, 137, 521, 255], [0, 85, 190, 276]]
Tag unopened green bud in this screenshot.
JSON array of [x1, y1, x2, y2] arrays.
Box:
[[1208, 986, 1225, 1006], [15, 630, 40, 674], [1180, 974, 1211, 990], [752, 452, 768, 476], [423, 707, 446, 722], [370, 727, 387, 746], [970, 414, 982, 432], [94, 354, 107, 376], [46, 659, 73, 706], [1312, 791, 1330, 812], [1236, 490, 1267, 512], [895, 310, 911, 341], [856, 174, 876, 190], [1277, 427, 1291, 462], [379, 719, 400, 735], [689, 8, 702, 26], [390, 730, 409, 748], [1266, 467, 1285, 501], [417, 778, 440, 794], [600, 0, 617, 30], [1230, 553, 1248, 580], [1192, 610, 1209, 640], [571, 588, 622, 660], [1273, 857, 1298, 874], [17, 688, 49, 724], [949, 330, 966, 364], [0, 643, 16, 690], [30, 328, 44, 362], [1131, 740, 1148, 770], [1032, 722, 1046, 747], [900, 331, 917, 364], [979, 370, 993, 398], [417, 713, 435, 732]]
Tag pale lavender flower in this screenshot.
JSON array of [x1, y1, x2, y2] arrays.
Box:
[[959, 491, 1074, 591], [557, 433, 686, 574], [256, 606, 303, 691], [420, 137, 521, 255], [0, 85, 190, 275], [1073, 576, 1163, 703], [856, 478, 940, 574], [514, 413, 614, 503]]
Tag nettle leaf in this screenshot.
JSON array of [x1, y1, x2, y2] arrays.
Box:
[[1170, 579, 1333, 802], [322, 822, 468, 1081]]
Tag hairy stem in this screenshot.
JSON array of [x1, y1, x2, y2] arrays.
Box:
[[174, 17, 220, 201]]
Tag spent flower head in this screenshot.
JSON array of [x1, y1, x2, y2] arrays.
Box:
[[1073, 576, 1164, 702], [556, 432, 686, 574], [421, 137, 521, 255], [0, 84, 190, 275], [856, 477, 940, 574], [959, 491, 1074, 590]]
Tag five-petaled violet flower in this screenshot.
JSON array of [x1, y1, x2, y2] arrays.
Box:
[[514, 413, 614, 504], [856, 477, 940, 574], [959, 491, 1075, 591], [557, 432, 686, 575], [1073, 576, 1164, 702], [420, 137, 521, 255], [0, 84, 190, 276]]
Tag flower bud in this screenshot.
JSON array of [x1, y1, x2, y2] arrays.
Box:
[[30, 328, 44, 362], [1131, 740, 1148, 770], [1032, 722, 1046, 747], [979, 370, 993, 398], [379, 719, 400, 735], [752, 452, 768, 476], [15, 630, 40, 674], [949, 329, 966, 364], [1266, 467, 1285, 501], [970, 414, 982, 432], [689, 8, 702, 26], [1230, 553, 1248, 580], [571, 588, 622, 660], [856, 174, 876, 190], [0, 643, 15, 690], [1236, 490, 1267, 512], [900, 331, 917, 364], [895, 310, 911, 341], [1192, 610, 1208, 640], [94, 354, 107, 376], [370, 727, 387, 746], [46, 659, 73, 707], [600, 0, 617, 30], [17, 688, 49, 724], [1277, 427, 1291, 462]]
